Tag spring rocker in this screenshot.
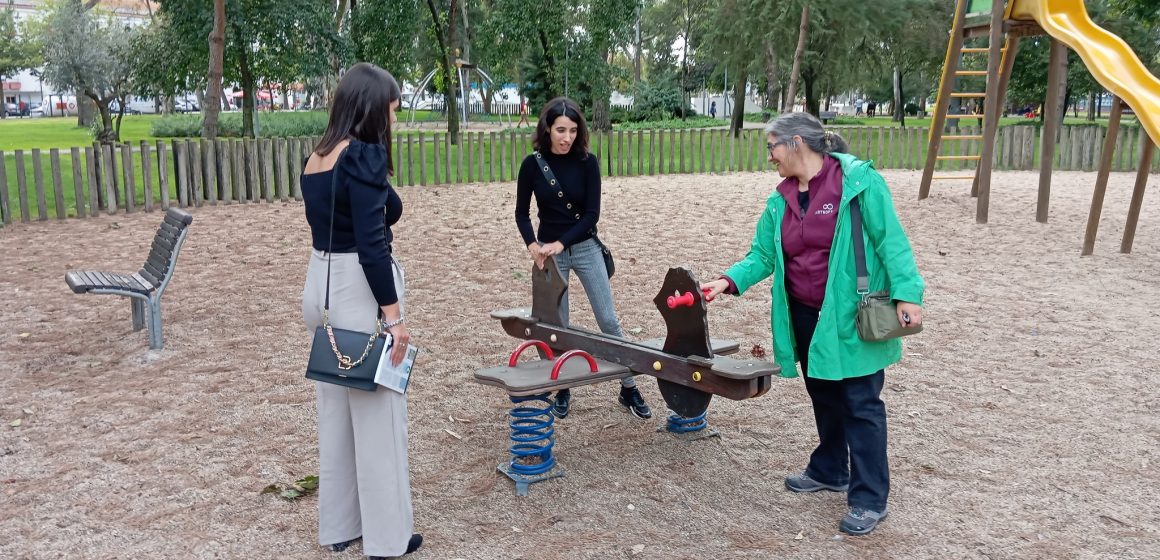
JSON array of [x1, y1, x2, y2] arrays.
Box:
[[473, 257, 779, 495]]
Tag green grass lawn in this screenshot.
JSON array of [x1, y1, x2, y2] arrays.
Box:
[[0, 115, 165, 151]]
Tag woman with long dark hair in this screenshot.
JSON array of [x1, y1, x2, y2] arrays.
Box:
[[514, 97, 651, 420], [301, 62, 422, 558]]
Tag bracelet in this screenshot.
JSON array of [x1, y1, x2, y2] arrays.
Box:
[[382, 317, 405, 329]]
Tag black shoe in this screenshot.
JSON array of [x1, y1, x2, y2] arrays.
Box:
[[552, 389, 572, 419], [328, 537, 360, 552], [618, 386, 652, 419], [839, 507, 888, 535], [369, 534, 422, 559], [784, 471, 849, 493]]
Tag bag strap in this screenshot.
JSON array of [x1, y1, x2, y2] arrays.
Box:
[[849, 195, 870, 295], [322, 147, 349, 319], [532, 151, 597, 236]]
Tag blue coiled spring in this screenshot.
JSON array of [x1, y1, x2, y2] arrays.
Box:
[[666, 410, 708, 433], [508, 392, 556, 476]]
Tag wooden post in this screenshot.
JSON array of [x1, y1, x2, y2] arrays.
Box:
[[245, 139, 259, 202], [32, 149, 48, 220], [433, 133, 442, 185], [0, 152, 9, 224], [233, 140, 246, 203], [119, 144, 136, 213], [204, 140, 219, 204], [1121, 136, 1154, 253], [289, 138, 302, 200], [1039, 40, 1062, 221], [456, 134, 464, 184], [49, 149, 66, 219], [156, 142, 170, 209], [616, 131, 624, 176], [141, 142, 155, 211], [86, 147, 100, 215], [15, 150, 29, 222], [70, 147, 86, 218], [190, 140, 205, 207], [657, 129, 665, 174], [272, 138, 287, 201], [648, 130, 656, 175], [1081, 97, 1124, 255], [974, 0, 1007, 224], [488, 132, 496, 183]]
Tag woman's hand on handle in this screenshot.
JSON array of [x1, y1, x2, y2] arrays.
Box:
[[538, 241, 565, 259], [896, 301, 923, 328], [527, 242, 545, 270], [386, 322, 410, 367], [700, 279, 730, 303]]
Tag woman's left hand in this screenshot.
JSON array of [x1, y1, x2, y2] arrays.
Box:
[[538, 241, 565, 258], [896, 301, 923, 328]]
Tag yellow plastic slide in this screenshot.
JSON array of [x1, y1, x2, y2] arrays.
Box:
[[1009, 0, 1160, 145]]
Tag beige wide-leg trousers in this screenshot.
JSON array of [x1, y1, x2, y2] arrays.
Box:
[[303, 250, 412, 557]]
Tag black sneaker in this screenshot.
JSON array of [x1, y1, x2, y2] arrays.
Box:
[[368, 534, 422, 559], [618, 386, 652, 419], [784, 471, 849, 493], [327, 537, 359, 552], [552, 389, 572, 419]]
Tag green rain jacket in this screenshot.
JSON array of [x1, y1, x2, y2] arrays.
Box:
[[724, 152, 925, 381]]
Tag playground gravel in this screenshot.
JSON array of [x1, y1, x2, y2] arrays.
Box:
[[1, 168, 1158, 559]]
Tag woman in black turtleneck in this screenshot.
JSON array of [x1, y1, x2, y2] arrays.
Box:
[[300, 63, 421, 559], [514, 97, 651, 421]]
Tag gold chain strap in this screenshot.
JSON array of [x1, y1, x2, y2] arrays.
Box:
[[323, 312, 383, 370]]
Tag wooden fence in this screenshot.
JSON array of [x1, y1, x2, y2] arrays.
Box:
[[2, 124, 1157, 224]]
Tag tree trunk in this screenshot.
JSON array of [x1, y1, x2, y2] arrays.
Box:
[[203, 0, 226, 139], [77, 91, 95, 127], [784, 3, 809, 113], [633, 7, 642, 85], [680, 0, 691, 119], [803, 73, 819, 116], [237, 36, 256, 137], [114, 94, 126, 140], [764, 41, 779, 111], [1086, 91, 1096, 121], [729, 66, 746, 137], [425, 0, 460, 144], [592, 49, 612, 131], [892, 67, 905, 127]]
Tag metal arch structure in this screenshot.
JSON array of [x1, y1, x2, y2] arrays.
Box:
[[407, 64, 498, 127]]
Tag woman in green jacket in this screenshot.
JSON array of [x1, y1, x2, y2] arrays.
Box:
[[702, 112, 924, 536]]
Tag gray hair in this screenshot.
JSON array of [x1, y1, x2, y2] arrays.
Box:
[[764, 112, 850, 155]]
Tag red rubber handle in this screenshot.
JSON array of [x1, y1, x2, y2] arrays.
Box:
[[508, 340, 554, 367], [667, 291, 696, 308], [550, 349, 598, 380]]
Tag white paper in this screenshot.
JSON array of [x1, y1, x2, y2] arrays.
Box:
[[374, 334, 419, 394]]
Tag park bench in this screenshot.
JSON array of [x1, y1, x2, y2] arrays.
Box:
[[819, 110, 838, 124], [65, 208, 194, 350]]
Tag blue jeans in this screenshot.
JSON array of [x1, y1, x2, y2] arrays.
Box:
[[553, 238, 635, 389], [790, 299, 889, 511]]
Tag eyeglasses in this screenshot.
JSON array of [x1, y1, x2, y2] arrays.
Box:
[[766, 140, 789, 154]]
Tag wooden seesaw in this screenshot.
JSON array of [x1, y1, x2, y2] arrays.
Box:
[[473, 256, 779, 496]]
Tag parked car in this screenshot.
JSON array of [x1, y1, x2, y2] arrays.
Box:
[[174, 99, 199, 113], [3, 102, 19, 117]]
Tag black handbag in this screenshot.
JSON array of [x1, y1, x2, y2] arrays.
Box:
[[305, 148, 385, 391], [532, 151, 614, 278], [849, 196, 923, 341]]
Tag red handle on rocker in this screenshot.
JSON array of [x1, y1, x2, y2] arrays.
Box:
[[508, 340, 554, 367], [550, 349, 598, 380], [667, 291, 696, 308]]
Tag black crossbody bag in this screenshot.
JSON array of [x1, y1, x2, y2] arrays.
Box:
[[305, 148, 386, 391], [532, 151, 615, 278]]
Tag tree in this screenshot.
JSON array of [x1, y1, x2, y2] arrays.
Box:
[[153, 0, 343, 137], [0, 0, 39, 119], [878, 0, 951, 126], [35, 0, 137, 143], [423, 0, 461, 144], [202, 0, 225, 139], [784, 3, 808, 113]]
